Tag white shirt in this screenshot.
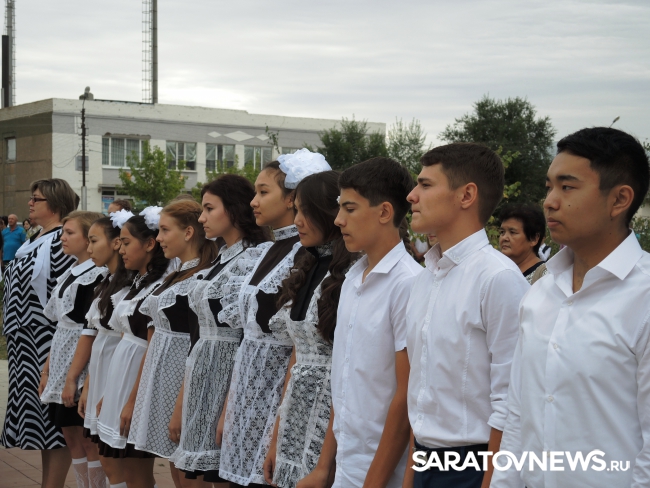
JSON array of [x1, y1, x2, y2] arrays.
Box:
[[331, 242, 422, 488], [492, 232, 650, 488], [406, 229, 528, 448]]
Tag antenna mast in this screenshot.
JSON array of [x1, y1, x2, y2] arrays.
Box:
[[142, 0, 157, 104]]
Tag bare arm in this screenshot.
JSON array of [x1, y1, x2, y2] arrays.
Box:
[[78, 373, 91, 418], [481, 428, 503, 488], [62, 334, 95, 407], [264, 347, 297, 485], [363, 349, 411, 488], [38, 354, 51, 396], [296, 404, 337, 488], [168, 381, 184, 444], [402, 430, 415, 488]]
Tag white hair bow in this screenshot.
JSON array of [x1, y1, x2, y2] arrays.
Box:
[[278, 148, 332, 189], [109, 209, 134, 229], [140, 206, 163, 231]]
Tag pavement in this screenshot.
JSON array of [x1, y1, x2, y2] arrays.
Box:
[[0, 360, 227, 488]]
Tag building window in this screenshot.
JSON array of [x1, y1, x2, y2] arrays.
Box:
[[206, 143, 236, 172], [102, 137, 143, 168], [75, 156, 89, 171], [167, 141, 197, 170], [6, 137, 16, 161], [281, 147, 299, 155], [244, 146, 272, 170]]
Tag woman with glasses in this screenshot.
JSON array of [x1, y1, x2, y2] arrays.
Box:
[[0, 180, 79, 488]]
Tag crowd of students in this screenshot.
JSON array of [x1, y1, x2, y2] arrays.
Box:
[[2, 126, 649, 488]]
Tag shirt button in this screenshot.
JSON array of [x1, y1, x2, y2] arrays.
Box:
[[425, 315, 431, 321], [356, 292, 361, 297], [345, 357, 349, 362], [567, 301, 573, 306], [547, 395, 554, 403], [349, 323, 352, 328], [553, 343, 559, 350], [418, 414, 423, 420]]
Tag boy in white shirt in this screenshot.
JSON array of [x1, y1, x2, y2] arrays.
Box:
[[405, 143, 529, 488], [298, 157, 422, 488], [492, 127, 650, 487]]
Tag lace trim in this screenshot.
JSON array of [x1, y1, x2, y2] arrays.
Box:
[[273, 225, 299, 241], [314, 241, 333, 257], [43, 266, 108, 323], [140, 273, 202, 332], [180, 258, 200, 271], [108, 279, 164, 333], [219, 240, 244, 263]]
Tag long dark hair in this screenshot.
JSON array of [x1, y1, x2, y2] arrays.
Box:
[[201, 174, 271, 247], [123, 215, 169, 287], [92, 217, 131, 318], [160, 199, 219, 286], [277, 170, 357, 342]]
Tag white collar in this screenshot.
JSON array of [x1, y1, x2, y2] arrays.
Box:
[[219, 240, 244, 263], [71, 258, 95, 276], [273, 225, 299, 241], [425, 229, 490, 272]]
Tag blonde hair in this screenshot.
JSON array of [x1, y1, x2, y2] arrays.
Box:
[[62, 211, 104, 239]]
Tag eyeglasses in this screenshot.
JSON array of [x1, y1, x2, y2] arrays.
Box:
[[29, 195, 47, 203]]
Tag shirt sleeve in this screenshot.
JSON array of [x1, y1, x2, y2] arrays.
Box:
[[391, 274, 416, 352], [481, 268, 528, 431], [489, 321, 525, 488], [632, 314, 650, 487]]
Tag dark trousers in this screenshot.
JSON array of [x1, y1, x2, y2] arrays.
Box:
[[413, 439, 487, 488]]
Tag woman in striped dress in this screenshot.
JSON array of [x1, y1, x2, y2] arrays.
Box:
[[1, 179, 79, 488]]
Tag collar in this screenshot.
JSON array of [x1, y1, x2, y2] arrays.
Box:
[[307, 241, 334, 259], [424, 229, 490, 272], [179, 258, 200, 272], [273, 225, 299, 241], [546, 230, 643, 282], [347, 241, 408, 280], [71, 258, 94, 276], [219, 240, 244, 263]]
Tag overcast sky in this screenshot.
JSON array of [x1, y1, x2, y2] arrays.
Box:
[[14, 0, 650, 145]]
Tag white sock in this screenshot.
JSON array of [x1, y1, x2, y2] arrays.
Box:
[[72, 457, 90, 488], [109, 483, 127, 488], [87, 460, 107, 488]]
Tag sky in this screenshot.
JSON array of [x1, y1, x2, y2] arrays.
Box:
[[13, 0, 650, 145]]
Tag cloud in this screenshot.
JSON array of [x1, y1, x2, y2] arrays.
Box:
[[14, 0, 650, 145]]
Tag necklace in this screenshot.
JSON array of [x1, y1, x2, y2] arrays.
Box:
[[132, 271, 149, 290]]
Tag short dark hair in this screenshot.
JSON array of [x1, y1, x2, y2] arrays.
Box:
[[112, 199, 132, 211], [498, 203, 546, 254], [420, 143, 504, 224], [339, 157, 414, 226], [556, 127, 650, 225], [31, 178, 78, 219]]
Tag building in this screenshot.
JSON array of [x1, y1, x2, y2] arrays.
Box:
[[0, 98, 385, 216]]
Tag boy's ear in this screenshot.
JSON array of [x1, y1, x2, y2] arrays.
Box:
[[378, 201, 395, 225], [458, 182, 479, 211]]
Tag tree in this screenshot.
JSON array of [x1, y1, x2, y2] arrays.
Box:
[[387, 118, 429, 173], [118, 143, 187, 208], [440, 95, 556, 204], [314, 117, 387, 170]]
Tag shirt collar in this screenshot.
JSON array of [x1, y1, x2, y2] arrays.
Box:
[[425, 229, 490, 272], [546, 231, 643, 282], [273, 225, 299, 241], [179, 258, 200, 272], [219, 240, 244, 264], [71, 258, 94, 276], [347, 241, 408, 281]]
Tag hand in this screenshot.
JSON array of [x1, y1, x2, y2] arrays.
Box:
[[96, 397, 103, 417], [296, 466, 330, 488], [216, 411, 225, 446], [78, 388, 89, 419], [168, 404, 182, 444], [120, 400, 135, 437], [61, 377, 78, 408], [263, 442, 278, 486], [38, 372, 49, 397]]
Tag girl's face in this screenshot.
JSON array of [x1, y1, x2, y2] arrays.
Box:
[[87, 223, 120, 268], [294, 195, 325, 248], [199, 192, 233, 239], [60, 219, 89, 258], [157, 213, 193, 260], [250, 169, 293, 227], [119, 225, 155, 271], [23, 220, 31, 230]]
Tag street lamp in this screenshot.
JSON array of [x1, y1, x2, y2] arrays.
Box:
[[78, 87, 94, 210]]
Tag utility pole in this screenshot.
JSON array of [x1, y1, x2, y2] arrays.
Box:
[[3, 0, 15, 107], [79, 87, 93, 210], [152, 0, 158, 104]]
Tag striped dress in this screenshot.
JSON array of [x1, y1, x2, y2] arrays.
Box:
[[0, 227, 76, 450]]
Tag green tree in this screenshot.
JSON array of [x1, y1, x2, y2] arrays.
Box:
[[387, 118, 429, 173], [314, 117, 388, 170], [440, 95, 556, 204], [118, 143, 187, 207]]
